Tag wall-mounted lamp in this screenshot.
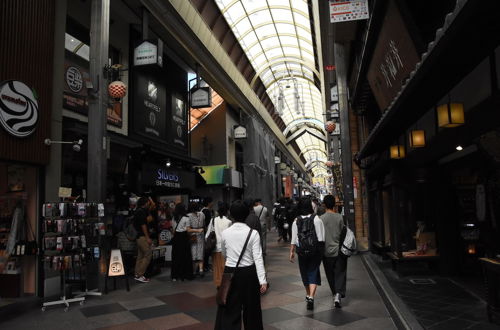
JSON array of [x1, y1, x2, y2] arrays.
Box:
[[165, 158, 171, 167], [409, 130, 426, 148], [193, 166, 205, 174], [44, 138, 83, 152], [456, 145, 463, 151], [390, 145, 405, 159], [437, 102, 465, 128]]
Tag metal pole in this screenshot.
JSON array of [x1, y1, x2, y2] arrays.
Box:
[[334, 42, 355, 230], [88, 0, 109, 203]]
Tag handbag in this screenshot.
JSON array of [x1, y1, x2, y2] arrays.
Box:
[[216, 228, 253, 306], [204, 217, 216, 253]]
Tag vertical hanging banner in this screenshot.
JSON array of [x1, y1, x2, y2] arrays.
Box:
[[330, 0, 369, 23], [171, 95, 187, 149]]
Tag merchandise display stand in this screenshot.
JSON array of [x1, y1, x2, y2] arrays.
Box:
[[41, 202, 105, 311]]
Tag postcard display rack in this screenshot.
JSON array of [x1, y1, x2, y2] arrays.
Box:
[[41, 202, 105, 311]]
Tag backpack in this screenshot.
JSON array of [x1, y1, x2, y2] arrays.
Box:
[[340, 225, 357, 256], [123, 215, 138, 241], [296, 215, 319, 257]]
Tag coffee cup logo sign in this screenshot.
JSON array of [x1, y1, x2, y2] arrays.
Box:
[[0, 80, 39, 138]]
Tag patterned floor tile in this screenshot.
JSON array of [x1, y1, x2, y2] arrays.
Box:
[[98, 320, 153, 330], [157, 293, 216, 312], [334, 317, 396, 329], [307, 309, 365, 327], [270, 316, 334, 330], [130, 304, 180, 320], [170, 321, 215, 330], [86, 310, 140, 329], [261, 292, 304, 310], [80, 303, 126, 317], [119, 297, 166, 310], [184, 305, 218, 322], [143, 313, 200, 330], [261, 307, 301, 324], [279, 300, 334, 316]]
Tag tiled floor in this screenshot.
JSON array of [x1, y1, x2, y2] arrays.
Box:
[[0, 232, 395, 329], [369, 254, 499, 329]]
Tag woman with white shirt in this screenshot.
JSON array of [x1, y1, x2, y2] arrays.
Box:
[[205, 201, 232, 287], [215, 200, 267, 330], [289, 196, 325, 310], [171, 203, 202, 281]]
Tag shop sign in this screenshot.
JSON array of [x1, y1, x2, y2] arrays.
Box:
[[134, 40, 163, 67], [63, 51, 122, 127], [367, 0, 420, 111], [132, 67, 167, 141], [274, 156, 281, 164], [142, 164, 196, 190], [108, 249, 125, 276], [233, 125, 247, 139], [172, 96, 187, 149], [330, 0, 369, 23], [190, 87, 212, 108], [330, 84, 338, 102], [156, 168, 181, 188], [0, 80, 39, 138]]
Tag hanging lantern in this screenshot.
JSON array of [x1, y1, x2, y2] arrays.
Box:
[[325, 121, 336, 133], [467, 244, 476, 255], [437, 103, 465, 128], [108, 81, 127, 99], [409, 130, 426, 148], [390, 145, 405, 159], [325, 160, 334, 167]]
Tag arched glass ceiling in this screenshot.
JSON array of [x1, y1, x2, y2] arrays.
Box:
[[214, 0, 326, 177]]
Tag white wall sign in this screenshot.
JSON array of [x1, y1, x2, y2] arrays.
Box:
[[0, 80, 39, 138], [134, 41, 158, 66], [330, 0, 369, 23], [190, 87, 212, 108], [233, 125, 247, 139], [108, 249, 125, 276]]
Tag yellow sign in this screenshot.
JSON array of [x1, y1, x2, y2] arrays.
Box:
[[58, 187, 72, 198], [108, 249, 125, 276]]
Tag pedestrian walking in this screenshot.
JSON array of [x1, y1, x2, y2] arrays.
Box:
[[188, 202, 205, 277], [201, 197, 214, 271], [289, 196, 325, 310], [205, 201, 232, 287], [133, 197, 153, 283], [275, 197, 287, 242], [171, 203, 200, 281], [253, 199, 269, 256], [215, 200, 267, 330], [320, 195, 347, 307]]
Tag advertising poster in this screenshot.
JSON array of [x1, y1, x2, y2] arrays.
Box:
[[171, 95, 187, 149], [132, 68, 167, 141], [63, 51, 123, 127]]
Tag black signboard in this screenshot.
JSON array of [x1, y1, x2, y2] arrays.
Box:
[[132, 67, 167, 141], [142, 163, 195, 190], [171, 95, 187, 149]]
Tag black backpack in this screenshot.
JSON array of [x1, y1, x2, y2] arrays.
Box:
[[296, 215, 319, 257]]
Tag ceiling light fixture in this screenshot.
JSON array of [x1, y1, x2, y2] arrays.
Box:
[[456, 145, 463, 151]]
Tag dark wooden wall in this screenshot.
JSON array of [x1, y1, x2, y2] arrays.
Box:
[[0, 0, 55, 165]]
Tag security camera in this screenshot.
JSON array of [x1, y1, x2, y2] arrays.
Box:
[[73, 143, 81, 152]]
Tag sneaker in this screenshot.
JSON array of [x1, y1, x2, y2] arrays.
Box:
[[334, 293, 341, 308], [135, 276, 150, 283], [306, 296, 314, 310]]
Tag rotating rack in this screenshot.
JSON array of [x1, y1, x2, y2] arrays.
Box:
[[41, 202, 105, 311]]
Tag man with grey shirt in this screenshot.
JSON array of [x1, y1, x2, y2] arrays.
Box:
[[253, 199, 269, 256], [320, 195, 347, 308]]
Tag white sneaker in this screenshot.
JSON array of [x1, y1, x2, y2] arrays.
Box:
[[135, 276, 150, 283], [334, 293, 341, 308]]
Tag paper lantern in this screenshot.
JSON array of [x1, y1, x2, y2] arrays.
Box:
[[390, 145, 405, 159], [409, 130, 426, 148], [325, 121, 336, 133], [108, 81, 127, 99], [437, 103, 464, 128], [325, 161, 334, 167]]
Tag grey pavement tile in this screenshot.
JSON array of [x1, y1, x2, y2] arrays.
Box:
[[142, 313, 200, 330], [86, 310, 140, 329], [467, 322, 500, 330], [279, 300, 334, 316], [119, 297, 166, 310], [130, 304, 180, 320], [80, 302, 127, 317], [335, 317, 396, 330], [262, 307, 302, 324], [184, 305, 218, 322], [270, 316, 334, 330], [307, 309, 365, 327], [340, 298, 390, 318]]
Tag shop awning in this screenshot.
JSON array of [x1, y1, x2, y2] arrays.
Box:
[[357, 0, 500, 160]]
